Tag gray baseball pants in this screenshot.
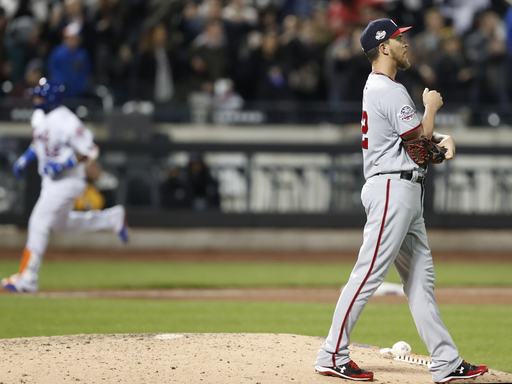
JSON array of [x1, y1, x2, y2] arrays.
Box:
[[315, 174, 462, 382]]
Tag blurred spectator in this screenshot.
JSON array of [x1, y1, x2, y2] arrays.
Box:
[[10, 57, 43, 98], [203, 0, 252, 78], [0, 0, 24, 19], [247, 0, 281, 11], [257, 5, 279, 32], [47, 22, 91, 98], [159, 163, 192, 209], [188, 18, 227, 93], [327, 0, 384, 38], [135, 23, 175, 103], [197, 0, 221, 20], [359, 5, 388, 29], [245, 29, 292, 101], [507, 5, 512, 57], [177, 1, 203, 46], [4, 2, 38, 83], [280, 14, 300, 46], [328, 0, 356, 34], [2, 0, 49, 23], [142, 0, 184, 31], [414, 7, 448, 61], [325, 25, 370, 104], [187, 18, 228, 119], [280, 0, 312, 19], [185, 153, 220, 211], [223, 0, 258, 26], [62, 0, 97, 70], [506, 5, 512, 103], [382, 0, 424, 31], [214, 77, 243, 110], [0, 0, 510, 121], [38, 0, 91, 58], [465, 9, 508, 104], [311, 7, 336, 53], [412, 7, 452, 88], [440, 0, 490, 37], [433, 36, 473, 104], [0, 7, 9, 85], [121, 0, 147, 48], [107, 43, 136, 102], [38, 2, 66, 58], [160, 154, 220, 211], [284, 18, 325, 100], [94, 0, 128, 86]]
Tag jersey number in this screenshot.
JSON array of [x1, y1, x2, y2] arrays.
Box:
[[361, 111, 368, 149], [35, 129, 60, 157], [45, 146, 60, 157]]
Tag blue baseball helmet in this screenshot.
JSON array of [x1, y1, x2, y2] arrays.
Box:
[[32, 78, 65, 110]]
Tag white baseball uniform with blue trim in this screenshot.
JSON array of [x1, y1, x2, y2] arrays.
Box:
[[315, 72, 463, 382], [22, 106, 125, 284]]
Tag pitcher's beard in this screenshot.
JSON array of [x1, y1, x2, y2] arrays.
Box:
[[397, 57, 411, 70], [391, 47, 410, 70]]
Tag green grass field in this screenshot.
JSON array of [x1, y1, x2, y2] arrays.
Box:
[[1, 260, 511, 373], [2, 260, 512, 289]]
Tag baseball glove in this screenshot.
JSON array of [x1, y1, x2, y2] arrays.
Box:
[[402, 135, 447, 166]]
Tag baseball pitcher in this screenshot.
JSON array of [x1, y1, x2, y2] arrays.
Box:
[[314, 19, 488, 383]]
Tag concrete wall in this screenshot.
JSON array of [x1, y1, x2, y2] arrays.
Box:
[[3, 121, 512, 146], [1, 226, 512, 252]]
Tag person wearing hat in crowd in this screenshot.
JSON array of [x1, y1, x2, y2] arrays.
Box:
[[314, 19, 488, 383], [47, 22, 91, 98]]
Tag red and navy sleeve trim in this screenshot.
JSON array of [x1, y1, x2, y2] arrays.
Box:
[[399, 123, 422, 138]]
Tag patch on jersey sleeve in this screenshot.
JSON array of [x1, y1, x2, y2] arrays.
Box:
[[397, 105, 415, 121]]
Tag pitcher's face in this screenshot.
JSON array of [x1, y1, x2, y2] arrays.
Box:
[[389, 34, 410, 70]]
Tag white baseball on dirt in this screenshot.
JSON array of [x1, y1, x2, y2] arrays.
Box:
[[392, 341, 412, 356]]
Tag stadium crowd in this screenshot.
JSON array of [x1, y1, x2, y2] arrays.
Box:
[[1, 0, 512, 110]]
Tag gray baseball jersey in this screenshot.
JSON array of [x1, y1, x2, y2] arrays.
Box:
[[362, 72, 423, 179], [315, 71, 463, 382]]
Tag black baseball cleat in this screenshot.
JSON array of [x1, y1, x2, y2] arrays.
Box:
[[315, 360, 374, 381], [435, 360, 488, 383]]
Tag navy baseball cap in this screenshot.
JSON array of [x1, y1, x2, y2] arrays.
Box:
[[360, 18, 412, 52]]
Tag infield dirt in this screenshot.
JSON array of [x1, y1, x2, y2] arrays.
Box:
[[0, 333, 511, 384]]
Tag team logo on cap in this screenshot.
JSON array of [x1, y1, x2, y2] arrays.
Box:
[[375, 30, 386, 40], [398, 105, 415, 121]]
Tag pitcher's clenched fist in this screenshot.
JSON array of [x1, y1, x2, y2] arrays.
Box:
[[423, 88, 443, 111]]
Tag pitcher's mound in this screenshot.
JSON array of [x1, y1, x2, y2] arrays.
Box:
[[0, 333, 510, 383]]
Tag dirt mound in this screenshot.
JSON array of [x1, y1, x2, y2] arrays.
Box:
[[0, 333, 510, 384]]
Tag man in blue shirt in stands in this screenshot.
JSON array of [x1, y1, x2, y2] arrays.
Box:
[[48, 22, 91, 98]]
